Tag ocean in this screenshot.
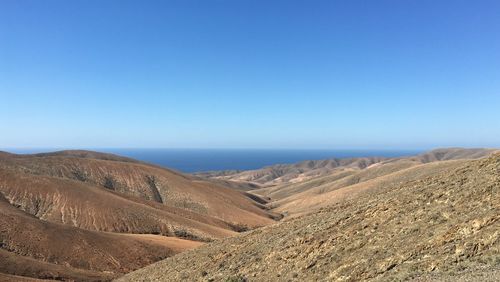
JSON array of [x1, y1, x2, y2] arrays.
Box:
[[4, 148, 423, 173]]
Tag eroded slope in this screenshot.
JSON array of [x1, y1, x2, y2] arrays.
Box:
[[0, 150, 277, 281], [0, 151, 277, 228]]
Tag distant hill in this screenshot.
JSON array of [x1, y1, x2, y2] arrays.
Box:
[[414, 148, 498, 163], [119, 153, 500, 281], [195, 157, 389, 186], [195, 148, 497, 216], [0, 150, 277, 281], [197, 148, 497, 187]]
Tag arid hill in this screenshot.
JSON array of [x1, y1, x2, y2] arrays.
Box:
[[0, 191, 182, 281], [197, 148, 497, 187], [0, 150, 278, 227], [262, 159, 471, 217], [0, 151, 277, 281], [119, 153, 500, 282], [196, 148, 497, 217], [195, 157, 388, 186]]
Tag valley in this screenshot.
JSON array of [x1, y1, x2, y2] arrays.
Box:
[[0, 148, 498, 281]]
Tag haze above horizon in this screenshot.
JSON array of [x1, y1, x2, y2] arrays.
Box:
[[1, 0, 499, 149]]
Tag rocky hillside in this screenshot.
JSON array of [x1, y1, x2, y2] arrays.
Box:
[[120, 154, 500, 281], [0, 151, 277, 281], [211, 148, 497, 217], [261, 159, 472, 217]]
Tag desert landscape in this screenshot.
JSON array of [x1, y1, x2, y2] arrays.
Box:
[[0, 148, 498, 281], [2, 1, 499, 281]]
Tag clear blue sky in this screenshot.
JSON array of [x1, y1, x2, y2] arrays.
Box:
[[1, 0, 499, 149]]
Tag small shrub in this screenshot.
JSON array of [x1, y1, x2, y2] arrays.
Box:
[[72, 169, 88, 182], [174, 229, 206, 241], [230, 223, 250, 232], [103, 175, 115, 190]]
